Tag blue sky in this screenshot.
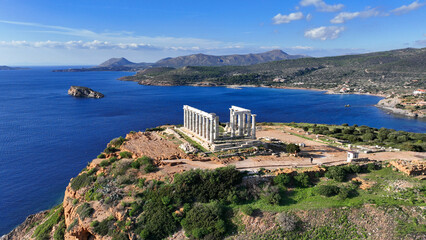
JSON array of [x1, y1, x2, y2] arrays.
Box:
[[0, 0, 425, 65]]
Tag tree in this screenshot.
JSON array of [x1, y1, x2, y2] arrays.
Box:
[[286, 144, 300, 154]]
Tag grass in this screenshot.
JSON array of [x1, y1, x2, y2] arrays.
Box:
[[70, 173, 94, 191]]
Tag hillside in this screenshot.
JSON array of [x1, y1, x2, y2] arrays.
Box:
[[52, 50, 306, 72], [0, 66, 28, 70], [3, 123, 425, 240], [121, 48, 426, 95]]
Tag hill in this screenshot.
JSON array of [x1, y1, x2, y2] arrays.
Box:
[[52, 50, 306, 72], [121, 47, 426, 95]]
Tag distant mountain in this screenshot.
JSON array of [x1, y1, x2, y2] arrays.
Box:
[[53, 50, 307, 72], [0, 66, 28, 70], [98, 57, 135, 67], [155, 50, 306, 68]]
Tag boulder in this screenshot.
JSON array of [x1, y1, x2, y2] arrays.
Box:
[[68, 86, 104, 98]]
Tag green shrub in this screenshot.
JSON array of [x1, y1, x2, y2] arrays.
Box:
[[71, 173, 94, 191], [325, 166, 347, 182], [276, 212, 298, 232], [109, 156, 118, 163], [99, 159, 110, 167], [109, 136, 126, 147], [112, 160, 131, 176], [293, 173, 311, 187], [104, 146, 119, 154], [273, 174, 291, 187], [53, 220, 65, 240], [144, 164, 157, 173], [317, 185, 340, 197], [146, 127, 166, 132], [131, 160, 141, 169], [137, 178, 146, 188], [119, 151, 133, 158], [33, 205, 64, 240], [91, 216, 116, 236], [66, 219, 78, 232], [261, 185, 281, 205], [97, 153, 106, 159], [241, 205, 254, 216], [173, 166, 242, 203], [181, 202, 227, 240], [286, 143, 301, 153], [76, 203, 94, 220]]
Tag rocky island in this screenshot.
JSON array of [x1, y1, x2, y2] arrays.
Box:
[[68, 86, 104, 99], [2, 107, 425, 240]]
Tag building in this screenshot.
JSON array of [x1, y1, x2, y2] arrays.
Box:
[[347, 151, 359, 162], [413, 89, 425, 95]]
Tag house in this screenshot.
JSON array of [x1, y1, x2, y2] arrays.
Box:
[[347, 151, 359, 162], [413, 89, 425, 95]]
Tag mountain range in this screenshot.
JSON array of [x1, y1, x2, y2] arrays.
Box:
[[120, 47, 426, 95], [53, 50, 306, 72]]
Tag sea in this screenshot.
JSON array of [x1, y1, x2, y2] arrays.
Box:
[[0, 67, 425, 235]]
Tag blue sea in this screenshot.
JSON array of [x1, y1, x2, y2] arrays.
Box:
[[0, 67, 424, 235]]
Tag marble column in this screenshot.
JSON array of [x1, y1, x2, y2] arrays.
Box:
[[229, 108, 235, 137], [251, 114, 256, 139], [191, 111, 195, 131], [238, 113, 243, 136], [215, 116, 219, 139], [247, 113, 251, 136]]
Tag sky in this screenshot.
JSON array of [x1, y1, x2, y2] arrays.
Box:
[[0, 0, 425, 65]]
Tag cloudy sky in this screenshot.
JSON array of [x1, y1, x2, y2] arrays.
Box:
[[0, 0, 425, 65]]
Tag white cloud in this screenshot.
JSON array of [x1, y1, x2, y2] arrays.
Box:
[[0, 40, 157, 50], [415, 39, 426, 46], [304, 26, 345, 40], [330, 8, 381, 24], [300, 0, 344, 12], [391, 1, 425, 15], [0, 19, 229, 49], [306, 13, 313, 21], [272, 12, 304, 24], [290, 46, 314, 50]]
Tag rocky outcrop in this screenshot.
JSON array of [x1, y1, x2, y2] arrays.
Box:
[[376, 97, 422, 118], [0, 211, 48, 240], [68, 86, 104, 99]]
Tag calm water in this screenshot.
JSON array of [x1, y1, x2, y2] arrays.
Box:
[[0, 67, 424, 234]]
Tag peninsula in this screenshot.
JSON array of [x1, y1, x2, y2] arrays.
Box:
[[3, 106, 425, 240], [0, 66, 28, 70]]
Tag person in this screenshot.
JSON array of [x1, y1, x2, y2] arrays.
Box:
[[310, 157, 313, 164]]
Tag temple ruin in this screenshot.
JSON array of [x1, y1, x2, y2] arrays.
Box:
[[181, 105, 259, 151]]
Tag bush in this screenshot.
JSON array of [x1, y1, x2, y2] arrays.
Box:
[[97, 153, 106, 159], [241, 205, 254, 216], [181, 202, 227, 240], [70, 173, 94, 191], [317, 185, 340, 197], [33, 205, 64, 240], [119, 151, 133, 158], [293, 173, 311, 187], [338, 186, 358, 200], [173, 166, 243, 203], [273, 174, 292, 187], [131, 160, 141, 169], [276, 212, 298, 232], [325, 166, 347, 182], [99, 159, 110, 167], [111, 160, 132, 176], [76, 202, 94, 220], [261, 184, 281, 205], [91, 216, 115, 236], [104, 146, 118, 154], [286, 143, 301, 154], [53, 220, 65, 240], [109, 136, 126, 147]]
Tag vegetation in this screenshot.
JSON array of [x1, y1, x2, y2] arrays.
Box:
[[285, 122, 425, 152], [119, 151, 133, 158], [122, 48, 426, 95], [76, 202, 94, 220], [70, 173, 94, 191], [32, 205, 64, 240]]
